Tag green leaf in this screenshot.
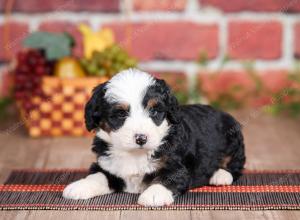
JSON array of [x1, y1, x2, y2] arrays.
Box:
[[197, 51, 209, 67], [23, 32, 73, 60], [0, 98, 12, 119], [263, 104, 282, 116], [242, 60, 255, 74], [63, 32, 75, 48], [230, 85, 243, 92], [247, 71, 263, 94], [219, 54, 231, 69], [174, 92, 189, 104], [287, 102, 300, 117]]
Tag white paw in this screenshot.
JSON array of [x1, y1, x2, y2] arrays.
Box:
[[209, 169, 233, 186], [63, 173, 111, 200], [138, 184, 174, 207]]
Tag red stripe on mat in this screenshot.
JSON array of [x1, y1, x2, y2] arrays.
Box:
[[190, 185, 300, 192], [1, 184, 300, 193]]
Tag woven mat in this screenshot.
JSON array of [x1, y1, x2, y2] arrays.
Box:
[[0, 169, 300, 210]]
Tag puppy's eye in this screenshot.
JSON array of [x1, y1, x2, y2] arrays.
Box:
[[149, 109, 164, 118], [149, 108, 165, 125], [150, 110, 158, 117], [112, 110, 128, 119]]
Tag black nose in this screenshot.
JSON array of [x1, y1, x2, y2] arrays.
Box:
[[135, 134, 147, 146]]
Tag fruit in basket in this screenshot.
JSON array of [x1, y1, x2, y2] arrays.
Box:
[[80, 44, 137, 77], [14, 49, 52, 113], [23, 32, 74, 61], [54, 57, 85, 78], [78, 24, 114, 59]]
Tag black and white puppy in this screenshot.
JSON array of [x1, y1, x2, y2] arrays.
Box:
[[63, 69, 246, 206]]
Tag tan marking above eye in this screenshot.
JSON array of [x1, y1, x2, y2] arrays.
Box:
[[115, 103, 129, 111], [147, 98, 158, 109]]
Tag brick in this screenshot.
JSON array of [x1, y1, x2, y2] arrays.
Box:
[[253, 70, 291, 106], [38, 21, 85, 57], [0, 0, 119, 12], [198, 70, 292, 108], [260, 70, 290, 93], [198, 70, 256, 102], [104, 22, 218, 61], [151, 71, 188, 92], [0, 21, 29, 61], [151, 71, 189, 103], [200, 0, 300, 13], [294, 23, 300, 58], [133, 0, 186, 11], [228, 21, 282, 60]]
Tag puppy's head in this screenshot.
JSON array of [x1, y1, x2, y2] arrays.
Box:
[[85, 69, 179, 152]]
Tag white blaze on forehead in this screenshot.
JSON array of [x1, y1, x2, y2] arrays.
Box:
[[102, 68, 169, 153], [104, 69, 155, 105]]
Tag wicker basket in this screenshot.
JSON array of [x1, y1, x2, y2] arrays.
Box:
[[18, 76, 108, 137]]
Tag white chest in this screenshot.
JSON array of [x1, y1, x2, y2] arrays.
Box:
[[98, 150, 158, 193]]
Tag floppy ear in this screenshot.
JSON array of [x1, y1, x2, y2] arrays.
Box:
[[85, 82, 108, 131], [156, 79, 180, 124], [166, 92, 179, 124]]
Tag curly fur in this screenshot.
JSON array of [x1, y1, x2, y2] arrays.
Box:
[[64, 69, 246, 205]]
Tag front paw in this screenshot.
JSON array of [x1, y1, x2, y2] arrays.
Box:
[[209, 169, 233, 186], [63, 173, 111, 200], [138, 184, 174, 206]]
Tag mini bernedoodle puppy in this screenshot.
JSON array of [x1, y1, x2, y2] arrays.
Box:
[[63, 69, 246, 206]]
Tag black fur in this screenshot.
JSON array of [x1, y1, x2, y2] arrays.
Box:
[[85, 77, 246, 197], [89, 162, 125, 192], [85, 82, 108, 131], [85, 82, 129, 132]]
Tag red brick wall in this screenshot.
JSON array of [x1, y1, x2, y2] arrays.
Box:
[[1, 0, 299, 62], [201, 0, 300, 13], [0, 0, 299, 95]]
